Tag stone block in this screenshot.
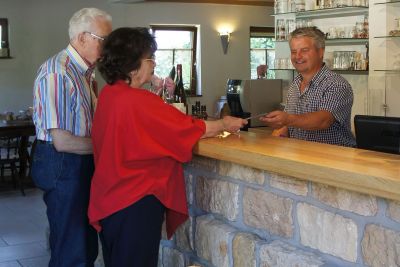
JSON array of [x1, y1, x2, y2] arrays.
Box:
[[312, 183, 378, 216], [219, 160, 264, 185], [196, 176, 239, 221], [362, 224, 400, 267], [190, 156, 217, 172], [259, 240, 325, 267], [387, 200, 400, 223], [195, 215, 237, 267], [269, 172, 308, 196], [186, 173, 194, 205], [243, 188, 293, 238], [160, 246, 186, 267], [297, 203, 358, 262], [175, 217, 194, 251], [232, 233, 258, 267]]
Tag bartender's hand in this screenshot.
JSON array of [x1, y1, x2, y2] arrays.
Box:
[[260, 110, 289, 129], [222, 116, 248, 133], [271, 126, 288, 137]]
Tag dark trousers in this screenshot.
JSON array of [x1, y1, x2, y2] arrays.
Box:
[[31, 142, 98, 267], [100, 195, 165, 267]]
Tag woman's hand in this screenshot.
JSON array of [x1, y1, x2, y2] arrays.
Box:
[[222, 116, 248, 133], [202, 116, 248, 139]]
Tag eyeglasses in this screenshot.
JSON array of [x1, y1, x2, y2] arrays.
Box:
[[143, 55, 156, 64], [85, 32, 105, 42]]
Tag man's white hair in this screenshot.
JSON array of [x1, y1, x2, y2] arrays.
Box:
[[68, 7, 112, 40]]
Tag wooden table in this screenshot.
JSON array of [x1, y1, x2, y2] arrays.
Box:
[[0, 120, 36, 195]]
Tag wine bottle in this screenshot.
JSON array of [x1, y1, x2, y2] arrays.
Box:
[[174, 64, 187, 113], [168, 65, 176, 81]]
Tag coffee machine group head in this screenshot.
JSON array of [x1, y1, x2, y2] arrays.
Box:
[[226, 79, 246, 117]]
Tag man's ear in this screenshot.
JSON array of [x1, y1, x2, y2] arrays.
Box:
[[319, 48, 325, 60], [76, 32, 87, 46]]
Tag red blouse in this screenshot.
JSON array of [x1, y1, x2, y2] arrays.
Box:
[[88, 81, 205, 238]]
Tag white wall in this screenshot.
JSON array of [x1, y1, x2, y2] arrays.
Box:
[[0, 0, 274, 115]]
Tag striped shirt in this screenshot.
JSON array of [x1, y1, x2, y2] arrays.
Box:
[[285, 64, 356, 147], [33, 44, 97, 141]]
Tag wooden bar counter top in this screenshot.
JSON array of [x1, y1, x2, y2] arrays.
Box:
[[193, 131, 400, 201]]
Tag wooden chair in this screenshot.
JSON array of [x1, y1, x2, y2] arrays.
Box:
[[0, 137, 20, 190]]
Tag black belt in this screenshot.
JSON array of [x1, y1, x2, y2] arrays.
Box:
[[36, 140, 53, 144]]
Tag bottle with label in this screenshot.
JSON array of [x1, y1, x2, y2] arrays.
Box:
[[174, 64, 188, 114], [169, 65, 176, 81], [201, 105, 208, 120]]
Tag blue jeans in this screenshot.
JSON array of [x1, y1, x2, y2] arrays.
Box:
[[31, 142, 98, 267]]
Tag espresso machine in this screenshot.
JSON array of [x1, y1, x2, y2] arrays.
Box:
[[226, 79, 282, 128]]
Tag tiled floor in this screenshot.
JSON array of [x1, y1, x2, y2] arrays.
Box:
[[0, 188, 104, 267], [0, 188, 50, 267]]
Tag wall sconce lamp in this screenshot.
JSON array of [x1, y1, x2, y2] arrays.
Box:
[[219, 31, 231, 55]]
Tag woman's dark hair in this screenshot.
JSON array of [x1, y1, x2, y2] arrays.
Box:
[[97, 27, 157, 84]]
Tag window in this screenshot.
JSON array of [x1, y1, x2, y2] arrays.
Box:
[[0, 18, 10, 58], [250, 27, 275, 79], [151, 26, 198, 96]]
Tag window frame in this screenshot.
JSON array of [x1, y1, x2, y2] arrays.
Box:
[[0, 18, 10, 58], [150, 25, 198, 96], [250, 26, 275, 79]]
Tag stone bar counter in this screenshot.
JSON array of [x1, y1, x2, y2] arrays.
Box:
[[158, 131, 400, 267]]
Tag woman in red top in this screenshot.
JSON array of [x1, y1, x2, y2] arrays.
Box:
[[88, 27, 247, 267]]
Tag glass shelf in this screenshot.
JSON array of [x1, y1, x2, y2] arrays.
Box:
[[271, 68, 367, 74], [374, 69, 400, 72], [374, 0, 400, 5], [275, 38, 368, 44], [333, 69, 369, 74], [272, 11, 297, 16], [326, 38, 368, 45], [374, 35, 400, 39], [295, 6, 368, 19]]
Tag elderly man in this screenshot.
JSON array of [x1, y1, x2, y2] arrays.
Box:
[[261, 27, 356, 147], [31, 8, 112, 267]]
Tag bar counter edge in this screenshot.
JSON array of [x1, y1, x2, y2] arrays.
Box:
[[193, 131, 400, 202]]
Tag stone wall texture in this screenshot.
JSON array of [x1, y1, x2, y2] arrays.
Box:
[[158, 156, 400, 267]]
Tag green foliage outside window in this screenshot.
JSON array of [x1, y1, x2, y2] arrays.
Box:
[[153, 30, 194, 92], [250, 37, 275, 79]]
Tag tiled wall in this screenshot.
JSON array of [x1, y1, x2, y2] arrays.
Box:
[[158, 155, 400, 267]]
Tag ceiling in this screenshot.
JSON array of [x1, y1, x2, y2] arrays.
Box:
[[110, 0, 274, 6]]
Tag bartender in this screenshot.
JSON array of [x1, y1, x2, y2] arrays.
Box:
[[260, 27, 356, 147]]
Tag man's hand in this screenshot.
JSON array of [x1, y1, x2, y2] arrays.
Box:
[[50, 129, 93, 154], [271, 127, 288, 137], [260, 111, 289, 129], [260, 110, 335, 131]]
